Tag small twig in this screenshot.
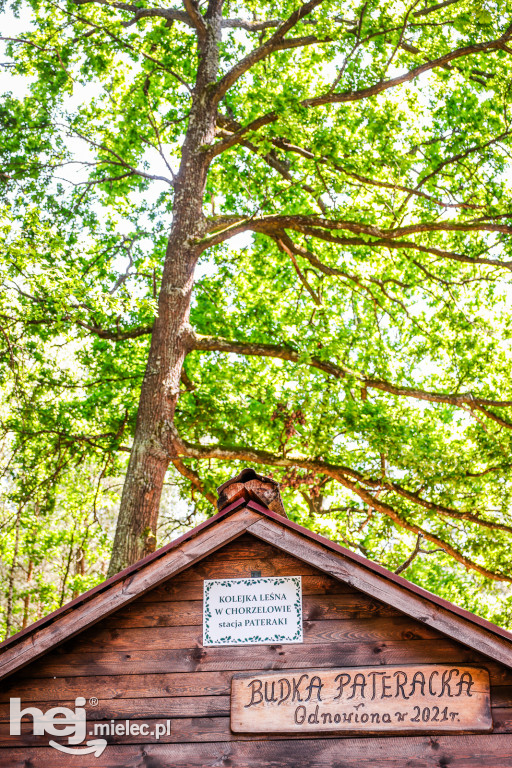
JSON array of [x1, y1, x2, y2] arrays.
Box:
[[276, 238, 322, 305], [395, 534, 445, 574]]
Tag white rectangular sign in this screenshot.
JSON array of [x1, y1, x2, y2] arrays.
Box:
[[203, 576, 303, 646]]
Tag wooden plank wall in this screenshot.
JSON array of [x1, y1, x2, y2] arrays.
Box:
[[1, 532, 512, 767]]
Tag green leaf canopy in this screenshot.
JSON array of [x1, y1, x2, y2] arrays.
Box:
[[1, 0, 512, 634]]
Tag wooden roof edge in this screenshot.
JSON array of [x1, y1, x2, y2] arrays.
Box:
[[1, 496, 511, 669], [0, 496, 249, 656], [242, 500, 512, 647]]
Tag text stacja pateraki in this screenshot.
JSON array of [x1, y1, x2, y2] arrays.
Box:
[[203, 575, 303, 646]]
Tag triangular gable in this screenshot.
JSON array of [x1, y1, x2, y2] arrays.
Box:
[[1, 498, 512, 682]]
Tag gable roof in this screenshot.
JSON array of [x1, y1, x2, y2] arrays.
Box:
[[1, 497, 512, 682]]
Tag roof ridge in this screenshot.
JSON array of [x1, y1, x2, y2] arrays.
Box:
[[0, 496, 249, 654], [1, 498, 511, 675]]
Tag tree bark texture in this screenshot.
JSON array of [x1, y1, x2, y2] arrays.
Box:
[[107, 3, 222, 576]]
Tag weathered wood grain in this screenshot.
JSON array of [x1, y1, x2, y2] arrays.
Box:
[[2, 518, 512, 768], [102, 593, 400, 630], [492, 685, 512, 708], [4, 708, 512, 748], [15, 638, 512, 683], [0, 695, 231, 722], [13, 638, 512, 685], [0, 670, 233, 703], [55, 616, 441, 655], [140, 551, 324, 582], [492, 706, 512, 732], [0, 509, 262, 682], [8, 639, 484, 679], [247, 517, 512, 668], [231, 665, 492, 734], [3, 735, 512, 767], [1, 663, 510, 711], [140, 573, 353, 602], [0, 718, 173, 747]]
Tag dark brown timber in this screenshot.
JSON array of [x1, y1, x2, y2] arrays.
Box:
[[1, 532, 512, 767]]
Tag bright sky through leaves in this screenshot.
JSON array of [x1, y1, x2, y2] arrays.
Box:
[[1, 0, 512, 635]]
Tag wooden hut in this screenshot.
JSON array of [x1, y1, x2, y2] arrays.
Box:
[[1, 468, 512, 766]]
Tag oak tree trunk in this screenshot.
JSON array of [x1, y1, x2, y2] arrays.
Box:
[[107, 5, 222, 576]]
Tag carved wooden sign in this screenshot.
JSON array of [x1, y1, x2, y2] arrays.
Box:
[[231, 665, 492, 733]]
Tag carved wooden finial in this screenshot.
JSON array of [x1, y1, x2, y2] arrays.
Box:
[[216, 468, 287, 517]]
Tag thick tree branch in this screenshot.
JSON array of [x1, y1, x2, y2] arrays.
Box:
[[73, 0, 141, 9], [172, 458, 217, 505], [276, 229, 512, 274], [71, 0, 189, 28], [211, 30, 512, 155], [173, 434, 512, 583], [122, 7, 191, 28], [72, 322, 512, 428], [70, 2, 352, 33], [413, 0, 461, 18], [214, 0, 326, 102], [183, 0, 207, 39], [202, 214, 512, 262], [189, 331, 512, 413], [336, 464, 512, 536], [221, 17, 283, 31], [76, 321, 153, 341], [303, 33, 512, 108], [206, 213, 512, 239]]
